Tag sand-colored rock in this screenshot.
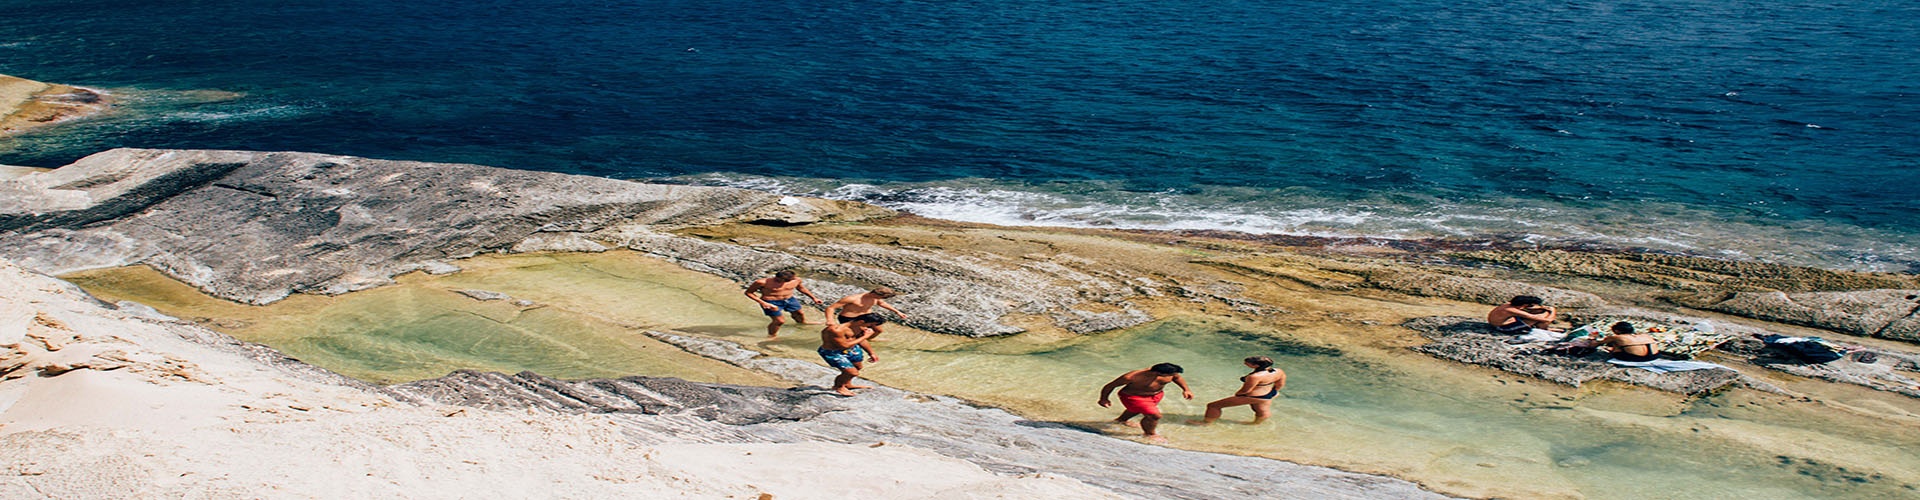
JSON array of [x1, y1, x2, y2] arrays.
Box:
[[1458, 250, 1919, 292], [1202, 254, 1605, 308], [0, 74, 110, 137], [1691, 289, 1920, 342]]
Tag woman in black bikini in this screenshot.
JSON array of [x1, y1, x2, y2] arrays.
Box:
[[1597, 321, 1661, 362], [1193, 356, 1285, 425]]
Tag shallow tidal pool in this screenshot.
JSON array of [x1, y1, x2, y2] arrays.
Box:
[[65, 251, 1920, 500]]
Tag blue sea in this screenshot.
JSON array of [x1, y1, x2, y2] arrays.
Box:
[[3, 0, 1916, 271]]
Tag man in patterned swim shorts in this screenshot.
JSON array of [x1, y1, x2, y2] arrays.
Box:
[[1097, 363, 1192, 443], [818, 313, 887, 396]]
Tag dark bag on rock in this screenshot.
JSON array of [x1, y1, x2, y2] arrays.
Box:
[[1760, 335, 1843, 364]]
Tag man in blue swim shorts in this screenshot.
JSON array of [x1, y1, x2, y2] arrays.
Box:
[[744, 270, 824, 338], [819, 313, 887, 396]]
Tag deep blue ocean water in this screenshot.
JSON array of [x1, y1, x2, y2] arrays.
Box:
[[3, 0, 1916, 270]]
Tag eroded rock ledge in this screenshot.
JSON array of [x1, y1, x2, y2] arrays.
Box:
[[0, 149, 883, 304], [0, 149, 1252, 337]]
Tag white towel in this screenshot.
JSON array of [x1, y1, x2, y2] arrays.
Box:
[[1607, 359, 1726, 373], [1512, 328, 1564, 343]]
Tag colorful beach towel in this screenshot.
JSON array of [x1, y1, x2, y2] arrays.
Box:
[[1566, 318, 1738, 357]]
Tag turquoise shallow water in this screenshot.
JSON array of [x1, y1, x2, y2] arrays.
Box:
[[3, 0, 1917, 271], [61, 254, 1920, 499]]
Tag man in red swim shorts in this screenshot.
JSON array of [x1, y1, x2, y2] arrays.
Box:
[[1097, 363, 1193, 443]]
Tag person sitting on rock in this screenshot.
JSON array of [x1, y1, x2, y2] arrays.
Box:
[[745, 269, 824, 338], [818, 313, 887, 396], [1488, 295, 1563, 341], [825, 287, 908, 341], [1098, 363, 1193, 443], [1596, 321, 1661, 362]]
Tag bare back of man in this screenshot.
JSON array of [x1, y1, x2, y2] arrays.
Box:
[[1488, 304, 1555, 329], [1487, 295, 1560, 336]]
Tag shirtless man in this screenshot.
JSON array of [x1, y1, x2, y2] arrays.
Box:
[[825, 287, 908, 341], [744, 270, 824, 338], [818, 313, 887, 396], [1097, 363, 1193, 443], [1487, 295, 1561, 338]]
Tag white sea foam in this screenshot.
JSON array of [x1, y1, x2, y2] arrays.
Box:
[[162, 104, 307, 124], [661, 173, 1919, 273]]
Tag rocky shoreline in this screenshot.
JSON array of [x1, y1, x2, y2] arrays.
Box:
[[7, 149, 1914, 344], [6, 148, 1920, 498], [0, 149, 1463, 498]]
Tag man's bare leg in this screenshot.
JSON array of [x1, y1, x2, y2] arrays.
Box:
[[1114, 411, 1140, 427], [766, 316, 785, 338], [793, 310, 824, 326], [833, 369, 860, 396], [1141, 415, 1167, 442], [845, 361, 871, 389]]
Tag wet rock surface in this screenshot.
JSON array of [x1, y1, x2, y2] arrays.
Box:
[[392, 370, 834, 425], [1, 74, 111, 137]]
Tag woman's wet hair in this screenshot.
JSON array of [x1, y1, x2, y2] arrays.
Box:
[[1510, 295, 1544, 306], [1612, 321, 1635, 334], [1150, 363, 1183, 374], [1245, 356, 1274, 370]]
